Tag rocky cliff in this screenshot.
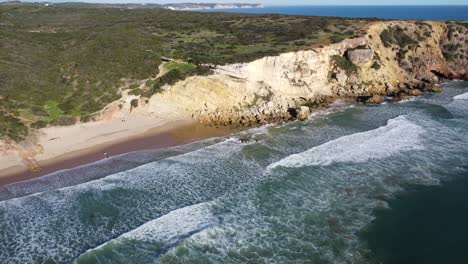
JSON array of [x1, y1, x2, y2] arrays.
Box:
[[110, 21, 467, 128], [1, 20, 466, 174]]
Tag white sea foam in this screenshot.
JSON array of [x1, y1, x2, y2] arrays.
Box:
[[397, 96, 417, 103], [268, 116, 425, 169], [0, 137, 250, 264], [121, 202, 216, 242], [454, 92, 468, 100], [81, 202, 216, 255], [309, 99, 354, 119]]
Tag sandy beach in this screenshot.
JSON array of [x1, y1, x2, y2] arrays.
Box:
[[0, 115, 232, 186]]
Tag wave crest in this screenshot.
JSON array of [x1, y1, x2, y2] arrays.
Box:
[[75, 202, 216, 263], [454, 92, 468, 100], [268, 116, 425, 169]]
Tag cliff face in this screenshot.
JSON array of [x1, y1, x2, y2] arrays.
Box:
[[1, 21, 465, 172], [114, 21, 467, 127]]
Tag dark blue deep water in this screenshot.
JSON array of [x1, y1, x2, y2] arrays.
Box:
[[202, 5, 468, 21], [362, 174, 468, 264]]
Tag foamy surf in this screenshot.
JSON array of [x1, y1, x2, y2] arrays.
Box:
[[454, 92, 468, 100], [1, 81, 467, 264], [74, 202, 217, 263], [268, 116, 425, 169]]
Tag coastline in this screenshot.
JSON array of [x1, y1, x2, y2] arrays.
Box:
[[1, 19, 466, 187], [0, 117, 233, 186]]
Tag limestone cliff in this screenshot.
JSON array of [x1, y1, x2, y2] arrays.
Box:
[[3, 20, 465, 175], [112, 21, 467, 127]]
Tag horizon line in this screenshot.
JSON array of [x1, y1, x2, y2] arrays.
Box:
[[3, 1, 468, 5]]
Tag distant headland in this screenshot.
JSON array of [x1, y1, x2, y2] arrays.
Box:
[[163, 3, 264, 11], [0, 1, 264, 10]]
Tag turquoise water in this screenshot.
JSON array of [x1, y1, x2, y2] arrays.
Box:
[[0, 81, 467, 263], [201, 6, 468, 21]]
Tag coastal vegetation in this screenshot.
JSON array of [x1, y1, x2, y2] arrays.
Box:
[[331, 55, 358, 75], [380, 26, 417, 48], [441, 22, 467, 63], [0, 4, 370, 141]]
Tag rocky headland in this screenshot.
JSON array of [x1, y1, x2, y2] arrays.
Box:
[[0, 20, 467, 177], [128, 21, 466, 127]]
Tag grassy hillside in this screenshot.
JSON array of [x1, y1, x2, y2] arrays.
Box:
[[0, 5, 370, 141]]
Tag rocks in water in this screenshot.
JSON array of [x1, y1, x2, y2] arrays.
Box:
[[408, 89, 423, 96], [367, 95, 385, 104], [392, 93, 411, 102], [297, 106, 311, 121], [346, 49, 374, 64], [425, 84, 444, 93], [359, 95, 385, 104]]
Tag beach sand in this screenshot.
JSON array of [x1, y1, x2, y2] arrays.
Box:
[[0, 116, 232, 186]]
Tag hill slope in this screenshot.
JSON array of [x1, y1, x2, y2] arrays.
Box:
[[0, 5, 369, 140]]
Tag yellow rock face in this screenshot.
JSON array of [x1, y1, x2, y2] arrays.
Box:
[[129, 21, 465, 127]]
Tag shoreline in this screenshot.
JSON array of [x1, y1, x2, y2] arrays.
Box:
[[0, 80, 455, 187], [0, 118, 233, 186]]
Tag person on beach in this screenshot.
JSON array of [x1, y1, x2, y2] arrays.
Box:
[[104, 152, 109, 159]]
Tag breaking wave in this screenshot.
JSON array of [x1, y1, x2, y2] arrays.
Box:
[[268, 115, 425, 169], [74, 202, 217, 263], [454, 91, 468, 100], [1, 82, 467, 264]]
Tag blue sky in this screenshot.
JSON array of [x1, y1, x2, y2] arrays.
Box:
[[16, 0, 468, 5]]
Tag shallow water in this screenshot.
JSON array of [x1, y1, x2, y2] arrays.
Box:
[[0, 81, 467, 263]]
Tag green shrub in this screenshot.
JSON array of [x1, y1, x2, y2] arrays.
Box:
[[331, 55, 358, 75], [380, 26, 416, 49], [128, 88, 143, 96], [31, 120, 48, 129], [380, 29, 393, 47], [51, 117, 77, 126], [371, 61, 381, 70], [130, 99, 139, 109]]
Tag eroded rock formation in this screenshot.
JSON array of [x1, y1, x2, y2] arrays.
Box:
[[113, 21, 468, 128], [347, 48, 374, 64]]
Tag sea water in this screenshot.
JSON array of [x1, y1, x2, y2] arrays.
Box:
[[0, 81, 467, 263], [201, 6, 468, 21]]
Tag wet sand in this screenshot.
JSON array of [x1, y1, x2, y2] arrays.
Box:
[[0, 122, 233, 186]]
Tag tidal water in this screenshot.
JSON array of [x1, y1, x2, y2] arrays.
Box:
[[201, 6, 468, 21], [0, 81, 467, 263]]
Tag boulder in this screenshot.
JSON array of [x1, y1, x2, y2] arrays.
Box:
[[385, 82, 398, 94], [392, 93, 411, 102], [408, 89, 423, 96], [297, 106, 311, 121], [425, 84, 443, 93], [336, 70, 348, 84], [370, 95, 385, 104], [346, 49, 374, 64]]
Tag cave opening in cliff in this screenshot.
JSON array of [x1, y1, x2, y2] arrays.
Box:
[[430, 70, 448, 79]]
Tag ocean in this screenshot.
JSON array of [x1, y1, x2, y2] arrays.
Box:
[[0, 81, 467, 263], [201, 5, 468, 21]]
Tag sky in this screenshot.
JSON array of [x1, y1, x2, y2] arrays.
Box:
[[14, 0, 468, 5]]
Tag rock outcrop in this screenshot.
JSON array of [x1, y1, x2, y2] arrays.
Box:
[[347, 49, 374, 64], [111, 21, 467, 128]]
